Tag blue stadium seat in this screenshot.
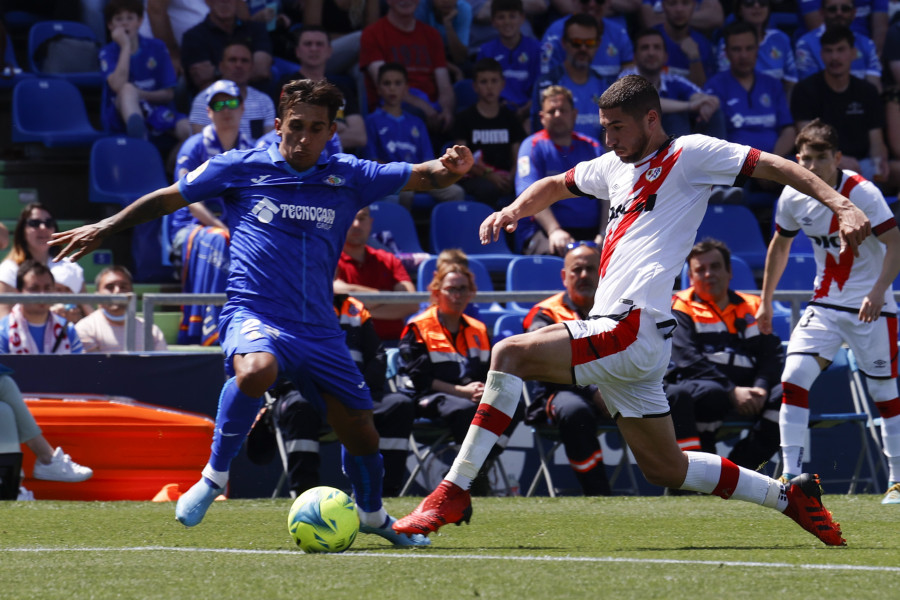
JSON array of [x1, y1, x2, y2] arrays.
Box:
[[12, 78, 105, 147], [368, 201, 425, 254], [0, 35, 35, 90], [695, 205, 768, 270], [778, 254, 817, 292], [27, 20, 104, 87], [680, 254, 757, 291], [89, 136, 168, 206], [492, 312, 524, 343], [429, 201, 514, 273], [505, 255, 565, 313]]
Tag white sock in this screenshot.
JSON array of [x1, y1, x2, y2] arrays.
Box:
[[358, 507, 389, 528], [681, 452, 787, 511], [780, 445, 803, 478], [445, 370, 522, 490], [879, 414, 900, 483], [201, 464, 228, 489]]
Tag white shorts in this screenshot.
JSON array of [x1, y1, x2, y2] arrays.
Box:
[[564, 308, 673, 419], [788, 303, 898, 379]]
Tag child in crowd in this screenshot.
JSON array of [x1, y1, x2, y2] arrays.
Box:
[[364, 63, 464, 210], [451, 58, 525, 208]]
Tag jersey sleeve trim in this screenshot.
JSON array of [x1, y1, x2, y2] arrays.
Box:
[[733, 147, 761, 188], [874, 217, 898, 237], [564, 167, 590, 197]]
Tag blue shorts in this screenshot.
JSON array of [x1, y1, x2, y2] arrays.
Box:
[[219, 306, 373, 414]]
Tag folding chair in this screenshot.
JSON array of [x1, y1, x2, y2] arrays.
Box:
[[522, 384, 639, 497], [846, 348, 890, 492]]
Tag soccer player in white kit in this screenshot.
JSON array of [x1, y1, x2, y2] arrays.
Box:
[[756, 119, 900, 505], [394, 75, 872, 546]]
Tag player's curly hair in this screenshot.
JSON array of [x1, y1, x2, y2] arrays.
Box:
[[278, 79, 345, 124], [597, 74, 661, 120]]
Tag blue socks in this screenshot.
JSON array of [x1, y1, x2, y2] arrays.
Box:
[[341, 447, 384, 513], [209, 377, 264, 473]]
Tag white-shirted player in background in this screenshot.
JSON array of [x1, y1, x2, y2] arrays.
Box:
[[757, 119, 900, 505], [394, 75, 872, 546]]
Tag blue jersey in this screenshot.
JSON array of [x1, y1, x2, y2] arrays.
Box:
[[99, 36, 178, 131], [653, 25, 716, 80], [177, 144, 412, 328], [795, 25, 881, 81], [618, 67, 702, 101], [539, 16, 634, 81], [477, 36, 542, 110], [532, 66, 611, 140], [704, 70, 793, 151], [364, 109, 433, 163], [716, 29, 798, 83], [171, 125, 257, 241], [798, 0, 887, 39], [515, 129, 603, 241]]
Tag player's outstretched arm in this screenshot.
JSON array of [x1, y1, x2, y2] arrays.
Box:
[[480, 173, 574, 245], [50, 183, 188, 261], [860, 227, 900, 322], [752, 152, 871, 255], [756, 232, 793, 335], [403, 145, 474, 192]]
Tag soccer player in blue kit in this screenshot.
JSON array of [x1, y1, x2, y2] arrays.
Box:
[[50, 79, 475, 546]]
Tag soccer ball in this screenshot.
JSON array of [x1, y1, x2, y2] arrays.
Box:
[[287, 486, 359, 553]]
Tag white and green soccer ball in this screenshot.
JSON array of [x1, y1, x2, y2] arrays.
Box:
[[287, 486, 359, 553]]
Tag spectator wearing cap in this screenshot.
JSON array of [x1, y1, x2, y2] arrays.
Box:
[[188, 39, 276, 142], [173, 79, 254, 262]]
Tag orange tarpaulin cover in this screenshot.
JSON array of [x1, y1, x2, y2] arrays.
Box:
[[22, 395, 215, 501]]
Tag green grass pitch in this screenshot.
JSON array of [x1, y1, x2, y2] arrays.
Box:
[[2, 494, 898, 599]]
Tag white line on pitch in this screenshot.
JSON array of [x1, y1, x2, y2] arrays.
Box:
[[2, 546, 899, 574]]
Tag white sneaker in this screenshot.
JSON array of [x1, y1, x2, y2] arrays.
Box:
[[31, 447, 93, 482], [17, 486, 35, 501]]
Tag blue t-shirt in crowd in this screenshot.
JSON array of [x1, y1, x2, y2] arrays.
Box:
[[795, 25, 881, 81], [177, 144, 411, 327], [364, 108, 433, 163], [532, 66, 612, 140], [797, 0, 887, 39], [653, 24, 716, 81], [704, 70, 793, 151], [715, 29, 798, 83], [477, 35, 543, 110], [539, 16, 634, 81]]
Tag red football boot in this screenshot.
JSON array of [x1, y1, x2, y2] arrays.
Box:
[[392, 481, 473, 536], [782, 473, 846, 546]]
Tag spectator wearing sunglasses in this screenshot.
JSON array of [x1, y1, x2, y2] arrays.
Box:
[[0, 204, 87, 320], [798, 0, 888, 54], [188, 39, 276, 143], [795, 0, 882, 91], [531, 14, 611, 141]]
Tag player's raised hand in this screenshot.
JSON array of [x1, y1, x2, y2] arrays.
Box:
[[479, 209, 517, 245], [837, 204, 871, 257], [755, 301, 773, 335], [49, 223, 107, 262], [439, 145, 474, 176]]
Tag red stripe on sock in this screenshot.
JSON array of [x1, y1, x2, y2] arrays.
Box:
[[472, 403, 513, 436], [711, 458, 740, 500], [782, 381, 809, 409], [877, 397, 900, 419]]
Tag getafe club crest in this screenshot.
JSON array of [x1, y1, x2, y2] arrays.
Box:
[[645, 166, 662, 182], [325, 174, 346, 186]]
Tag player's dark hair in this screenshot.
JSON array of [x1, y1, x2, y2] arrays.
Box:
[[491, 0, 525, 17], [597, 74, 661, 119], [795, 118, 840, 153], [722, 20, 758, 45], [104, 0, 144, 24], [279, 79, 345, 124], [820, 25, 855, 48], [95, 265, 134, 288], [377, 62, 408, 83], [563, 13, 602, 40], [473, 58, 504, 79], [16, 259, 54, 291], [688, 239, 732, 274]]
